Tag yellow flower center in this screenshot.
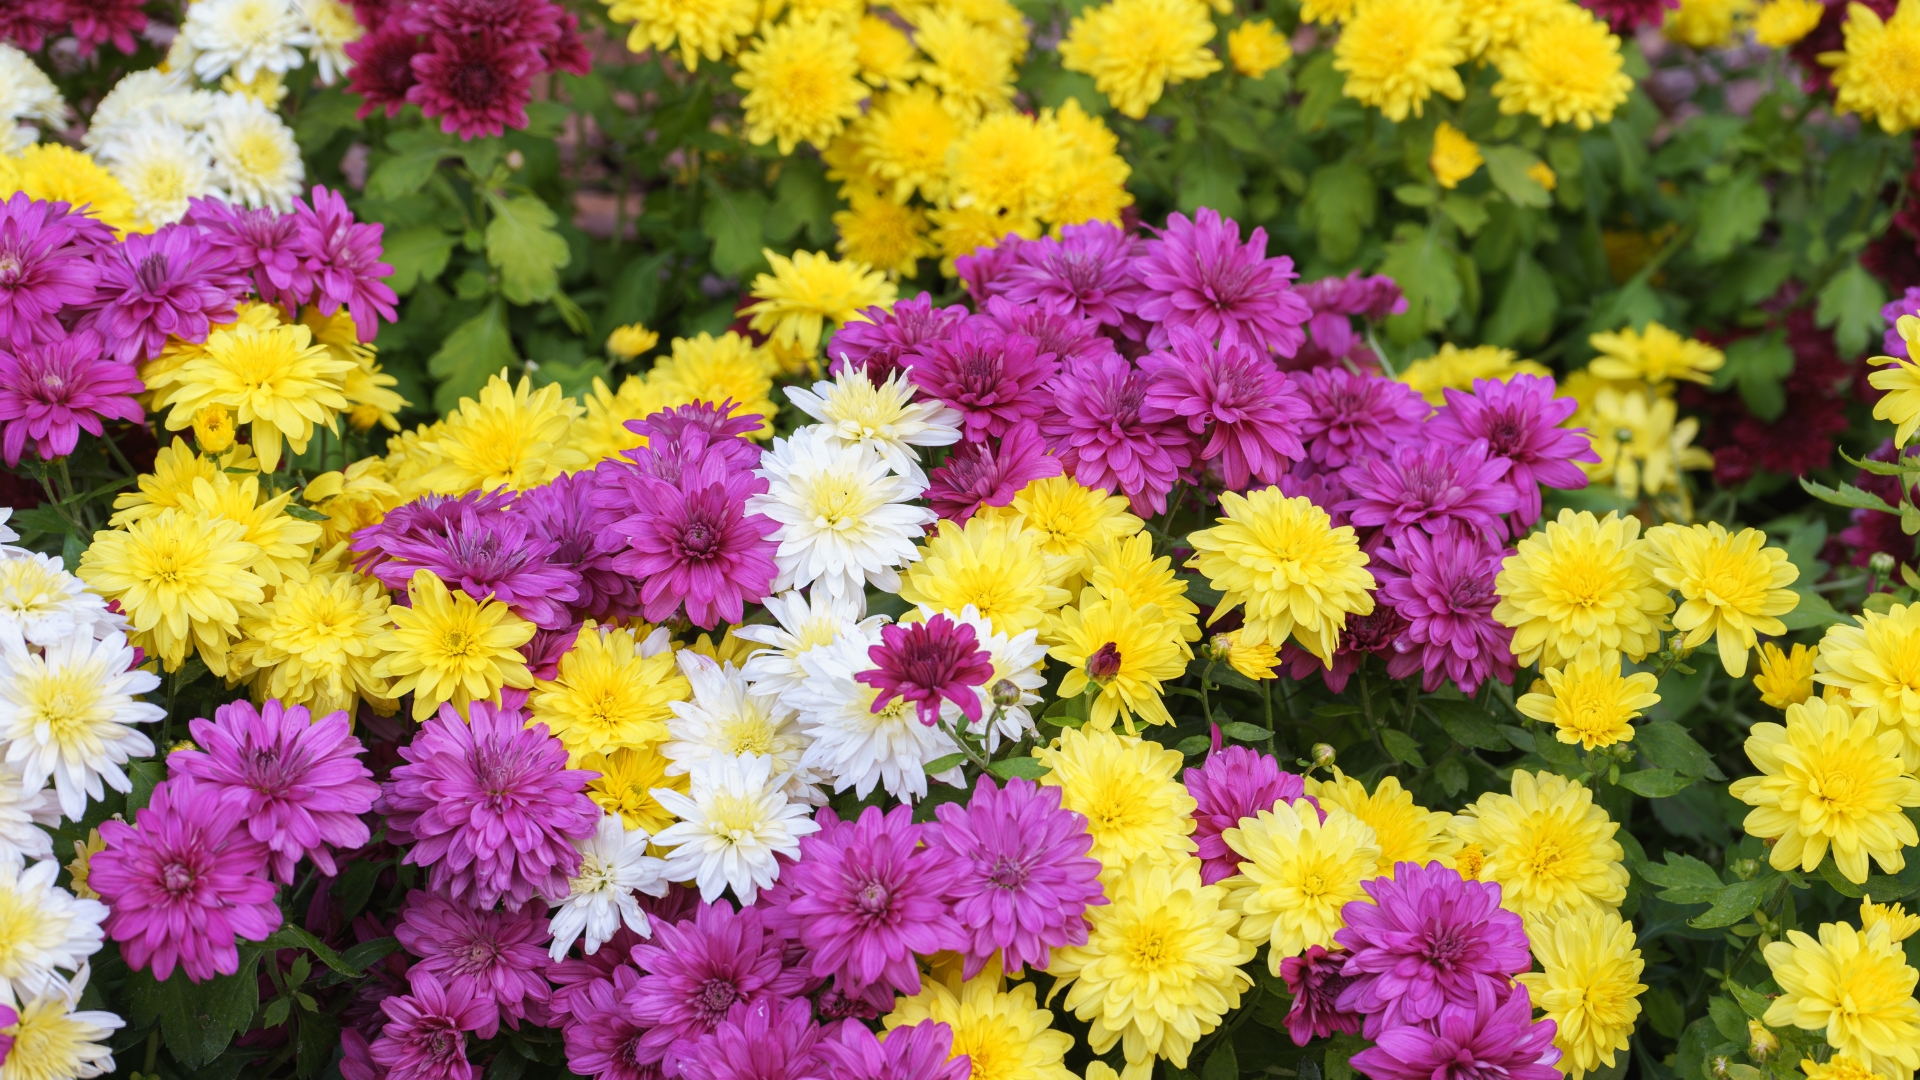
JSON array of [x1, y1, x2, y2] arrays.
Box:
[[1123, 915, 1175, 971], [24, 670, 106, 748], [721, 717, 775, 757], [707, 794, 764, 843]]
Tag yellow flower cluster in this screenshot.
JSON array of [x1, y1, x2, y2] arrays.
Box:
[[1563, 320, 1721, 503]]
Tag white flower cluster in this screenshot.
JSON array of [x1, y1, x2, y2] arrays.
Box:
[[175, 0, 363, 90], [0, 45, 66, 156]]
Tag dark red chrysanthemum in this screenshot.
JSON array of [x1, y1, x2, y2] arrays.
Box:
[[70, 0, 147, 55], [346, 23, 425, 119], [407, 32, 538, 139], [857, 614, 996, 726]]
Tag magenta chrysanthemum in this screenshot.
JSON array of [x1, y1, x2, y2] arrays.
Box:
[[1279, 944, 1362, 1046], [783, 805, 957, 1006], [954, 236, 1027, 302], [1294, 367, 1430, 470], [925, 420, 1063, 523], [628, 901, 809, 1073], [371, 498, 581, 629], [353, 489, 516, 577], [288, 185, 400, 343], [1349, 982, 1561, 1080], [981, 295, 1124, 366], [185, 197, 303, 308], [346, 23, 423, 118], [1375, 528, 1516, 695], [379, 700, 599, 911], [90, 776, 283, 983], [1335, 862, 1531, 1038], [856, 614, 994, 726], [1297, 272, 1407, 356], [1132, 207, 1311, 354], [86, 223, 247, 364], [369, 971, 494, 1080], [998, 221, 1145, 329], [1184, 739, 1312, 885], [678, 998, 825, 1080], [561, 967, 661, 1080], [1043, 352, 1195, 516], [0, 330, 144, 466], [927, 775, 1105, 977], [395, 890, 553, 1037], [600, 460, 778, 629], [517, 471, 639, 623], [827, 294, 969, 387], [407, 32, 537, 139], [169, 698, 379, 884], [1427, 375, 1597, 529], [819, 1019, 971, 1080], [1140, 326, 1308, 490], [905, 317, 1058, 442], [1579, 0, 1679, 30], [1339, 439, 1518, 544], [0, 193, 105, 352]]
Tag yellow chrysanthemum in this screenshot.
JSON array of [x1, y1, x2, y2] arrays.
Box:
[[1228, 18, 1291, 77], [1755, 0, 1825, 42], [855, 87, 963, 203], [1308, 770, 1459, 871], [899, 515, 1073, 636], [108, 439, 233, 526], [1216, 631, 1280, 680], [606, 323, 659, 361], [1493, 4, 1633, 129], [0, 143, 142, 234], [1493, 509, 1675, 667], [745, 249, 896, 356], [1399, 344, 1552, 405], [418, 373, 588, 494], [1765, 920, 1920, 1080], [1043, 144, 1135, 229], [1186, 487, 1377, 663], [177, 472, 321, 588], [603, 0, 760, 70], [1223, 802, 1381, 966], [140, 302, 285, 413], [302, 306, 407, 433], [1817, 602, 1920, 769], [1864, 896, 1920, 941], [883, 967, 1077, 1080], [1035, 727, 1197, 876], [78, 510, 263, 675], [1665, 0, 1755, 47], [1086, 532, 1202, 642], [1731, 696, 1920, 883], [65, 830, 104, 901], [915, 9, 1018, 119], [1302, 0, 1360, 22], [649, 332, 782, 436], [191, 405, 236, 454], [232, 571, 395, 717], [1642, 522, 1799, 677], [1588, 322, 1727, 386], [529, 623, 689, 764], [1753, 643, 1818, 708], [947, 111, 1064, 221], [1519, 653, 1660, 750], [383, 422, 449, 502], [1048, 856, 1253, 1080], [1805, 1056, 1895, 1080], [833, 187, 934, 277], [980, 476, 1144, 588], [569, 375, 666, 466], [733, 16, 866, 154], [1519, 909, 1647, 1080], [854, 13, 919, 85], [1059, 0, 1222, 119], [164, 322, 352, 473], [580, 746, 686, 835], [370, 570, 536, 721], [1334, 0, 1467, 121], [1428, 122, 1484, 190], [1458, 0, 1559, 54], [1871, 316, 1920, 444], [1045, 587, 1193, 733], [1455, 843, 1487, 880], [1453, 770, 1629, 918], [302, 457, 402, 548], [1581, 384, 1713, 499]]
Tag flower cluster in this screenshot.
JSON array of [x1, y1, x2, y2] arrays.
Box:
[[345, 0, 589, 138]]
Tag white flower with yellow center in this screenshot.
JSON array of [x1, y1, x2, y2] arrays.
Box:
[[0, 861, 106, 1004], [299, 0, 364, 85], [734, 588, 888, 707], [185, 0, 314, 84], [0, 509, 20, 554], [791, 632, 964, 802], [0, 553, 115, 654], [784, 367, 962, 483], [547, 812, 669, 961], [0, 761, 56, 875], [650, 753, 820, 905], [100, 125, 221, 228], [0, 633, 161, 822], [662, 650, 821, 804], [922, 603, 1048, 753], [0, 45, 66, 155], [84, 71, 217, 154], [202, 94, 305, 211], [0, 965, 121, 1080], [747, 426, 937, 602]]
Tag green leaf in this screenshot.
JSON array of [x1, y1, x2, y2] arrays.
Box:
[[1439, 192, 1490, 236], [1818, 261, 1890, 357], [1208, 666, 1264, 693], [128, 949, 263, 1067], [1202, 1040, 1238, 1080], [128, 759, 166, 816], [1394, 184, 1438, 207], [988, 757, 1050, 780], [1799, 475, 1898, 513], [338, 936, 402, 976], [1727, 981, 1774, 1020], [1178, 138, 1247, 221], [367, 143, 453, 201], [1483, 145, 1552, 209], [1498, 724, 1535, 752], [484, 194, 571, 305], [1381, 728, 1428, 768], [763, 158, 836, 248], [295, 1011, 339, 1079], [382, 227, 460, 296], [1381, 224, 1463, 342], [1618, 767, 1692, 797], [1689, 878, 1768, 928], [1177, 736, 1211, 755], [1219, 721, 1273, 742], [1778, 587, 1844, 632], [1636, 720, 1722, 780], [701, 188, 772, 280], [1435, 756, 1468, 796], [923, 753, 968, 774], [1293, 51, 1345, 133], [1818, 857, 1867, 897], [261, 924, 360, 977], [1300, 158, 1375, 263], [1694, 171, 1770, 261], [1482, 250, 1557, 348], [1423, 700, 1507, 751], [1639, 852, 1723, 904], [428, 300, 518, 412], [282, 504, 330, 522], [1708, 996, 1748, 1043], [1720, 332, 1795, 423]]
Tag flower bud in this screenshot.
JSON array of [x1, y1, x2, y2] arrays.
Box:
[[1710, 1055, 1733, 1080], [1205, 634, 1234, 663], [507, 149, 526, 171], [1747, 1019, 1778, 1060], [990, 679, 1022, 708], [1086, 642, 1123, 683], [1872, 551, 1898, 578], [1311, 743, 1337, 769], [1728, 857, 1760, 881]]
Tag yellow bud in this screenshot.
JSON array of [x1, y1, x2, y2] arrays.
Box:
[[192, 405, 236, 454]]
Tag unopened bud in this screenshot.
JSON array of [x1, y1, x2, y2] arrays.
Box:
[[1872, 551, 1898, 578], [506, 149, 526, 171], [168, 740, 197, 754], [1728, 857, 1760, 881], [1086, 642, 1123, 683], [1205, 634, 1234, 663], [1747, 1019, 1778, 1059], [990, 679, 1022, 708], [1311, 743, 1337, 769], [1710, 1055, 1734, 1080]]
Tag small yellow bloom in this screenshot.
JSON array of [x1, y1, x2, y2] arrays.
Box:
[[1582, 385, 1714, 500], [1308, 770, 1458, 871], [1665, 0, 1756, 46], [1228, 18, 1292, 78], [1754, 0, 1825, 44], [744, 249, 896, 358], [1335, 0, 1467, 121], [1059, 0, 1223, 119], [1822, 0, 1920, 133], [1399, 344, 1551, 405], [1216, 631, 1280, 681], [1765, 920, 1920, 1080], [1754, 642, 1818, 708], [191, 405, 236, 454], [1429, 122, 1484, 189], [603, 0, 759, 70], [606, 323, 659, 361], [915, 9, 1019, 120], [1035, 726, 1197, 877], [581, 746, 686, 835], [1518, 653, 1661, 750], [164, 322, 353, 473], [1588, 321, 1726, 386], [980, 475, 1144, 588], [1222, 802, 1382, 966], [853, 13, 919, 86], [1453, 770, 1628, 918], [833, 187, 934, 277], [1642, 522, 1800, 677], [1863, 896, 1920, 942], [65, 829, 105, 900], [371, 570, 536, 721], [78, 510, 265, 675], [1871, 316, 1920, 446], [733, 16, 868, 154], [1494, 4, 1633, 129]]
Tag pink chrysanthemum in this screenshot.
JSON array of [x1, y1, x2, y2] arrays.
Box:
[[407, 33, 537, 139], [379, 700, 599, 911], [1297, 272, 1406, 357], [1339, 439, 1517, 545], [1043, 352, 1195, 516], [289, 186, 400, 343], [394, 891, 553, 1037], [1140, 326, 1308, 490], [1294, 367, 1430, 469], [1132, 207, 1311, 355], [1350, 982, 1561, 1080], [628, 901, 809, 1073], [925, 420, 1062, 523], [856, 614, 995, 726], [679, 998, 825, 1080], [0, 193, 105, 352], [1427, 375, 1597, 530], [91, 776, 283, 983], [86, 223, 247, 364], [905, 316, 1058, 442], [827, 294, 969, 387], [69, 0, 147, 55], [561, 967, 662, 1080], [1183, 737, 1314, 885], [1279, 944, 1362, 1046], [955, 236, 1028, 302], [819, 1019, 972, 1080], [928, 776, 1105, 977], [1375, 528, 1516, 695], [369, 971, 494, 1080], [346, 23, 423, 118], [998, 221, 1145, 330], [169, 698, 379, 884], [0, 330, 144, 467], [0, 2, 61, 51], [601, 461, 778, 629], [981, 295, 1125, 366], [185, 197, 303, 308]]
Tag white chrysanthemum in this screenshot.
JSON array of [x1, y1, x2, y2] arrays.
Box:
[[784, 367, 962, 483], [0, 509, 18, 552], [926, 603, 1049, 753], [0, 553, 114, 654], [299, 0, 363, 85], [0, 965, 121, 1080], [0, 45, 65, 155], [734, 589, 889, 707], [0, 762, 56, 874], [747, 426, 938, 603], [792, 633, 964, 802], [662, 650, 821, 804], [203, 93, 305, 211], [547, 812, 669, 962], [84, 71, 217, 153], [0, 861, 106, 1004], [651, 754, 820, 905], [101, 126, 221, 228], [0, 633, 162, 822], [185, 0, 314, 84]]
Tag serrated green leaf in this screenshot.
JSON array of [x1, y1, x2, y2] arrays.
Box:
[[381, 227, 459, 296], [484, 194, 571, 305], [1817, 261, 1890, 357], [1381, 224, 1463, 342], [1689, 878, 1768, 928], [1618, 768, 1691, 797], [1708, 996, 1747, 1043], [1694, 171, 1769, 261], [1439, 192, 1490, 236], [701, 188, 771, 280], [428, 300, 517, 412], [924, 753, 968, 774], [988, 757, 1050, 780], [1435, 756, 1468, 796], [367, 145, 452, 201], [1799, 475, 1897, 513], [1482, 250, 1557, 348], [1381, 728, 1428, 768], [1721, 332, 1795, 423], [1839, 447, 1920, 476], [128, 759, 165, 815], [1483, 145, 1552, 208], [1726, 981, 1774, 1020], [1209, 666, 1264, 693], [1394, 184, 1438, 207], [1424, 700, 1507, 751], [1640, 852, 1723, 904], [337, 936, 401, 977], [1300, 158, 1375, 263], [128, 948, 263, 1067], [1636, 720, 1721, 780]]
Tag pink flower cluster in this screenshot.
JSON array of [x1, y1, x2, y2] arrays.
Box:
[[0, 0, 146, 56], [346, 0, 590, 139]]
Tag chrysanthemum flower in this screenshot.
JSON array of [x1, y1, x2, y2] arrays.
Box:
[[394, 889, 554, 1036], [1817, 602, 1920, 768], [178, 472, 322, 589], [628, 901, 809, 1073], [1341, 438, 1519, 544], [835, 187, 936, 278], [372, 569, 536, 721], [579, 746, 684, 835], [419, 373, 588, 493], [1049, 855, 1254, 1078], [79, 509, 264, 675], [734, 17, 866, 154], [1278, 944, 1361, 1046], [906, 316, 1058, 442], [794, 631, 964, 802], [785, 365, 960, 483], [0, 144, 142, 236], [1059, 0, 1221, 119], [1643, 522, 1799, 677], [1398, 345, 1548, 407], [0, 193, 103, 353], [1335, 0, 1467, 121], [677, 997, 825, 1080], [647, 332, 781, 437], [1375, 528, 1516, 694], [170, 698, 377, 884], [1222, 801, 1381, 966], [1185, 742, 1310, 885], [946, 111, 1065, 223], [1493, 3, 1633, 129], [1665, 0, 1757, 45], [1452, 770, 1628, 918], [1141, 329, 1308, 490], [1035, 726, 1197, 876], [1519, 908, 1647, 1080], [914, 9, 1018, 119], [1350, 981, 1563, 1080], [1754, 641, 1818, 708], [997, 221, 1144, 329], [382, 699, 598, 910], [854, 87, 964, 204], [856, 614, 995, 727], [88, 223, 245, 366], [1229, 18, 1293, 76], [747, 249, 896, 357], [929, 604, 1051, 750], [899, 514, 1071, 636], [0, 856, 105, 1007], [106, 125, 221, 229], [202, 94, 306, 211], [1582, 0, 1682, 29], [1754, 0, 1825, 44], [1428, 373, 1598, 528], [735, 588, 888, 707], [163, 321, 350, 473], [978, 475, 1142, 586], [605, 0, 758, 68], [1519, 652, 1661, 750], [1731, 696, 1920, 883], [662, 650, 814, 797], [184, 0, 312, 84], [926, 422, 1065, 524], [1493, 509, 1674, 667], [1086, 531, 1202, 641], [1589, 322, 1726, 386], [547, 811, 668, 961], [529, 622, 684, 762], [1337, 862, 1530, 1037], [749, 426, 936, 603], [883, 967, 1074, 1080], [1188, 487, 1377, 663], [1045, 587, 1191, 732], [368, 971, 495, 1080], [1764, 920, 1920, 1080], [0, 628, 163, 827], [1800, 1055, 1898, 1080], [1045, 352, 1196, 517], [0, 331, 144, 467], [1294, 367, 1432, 469], [1134, 206, 1311, 354], [822, 1019, 972, 1080], [92, 776, 280, 982], [1308, 770, 1457, 871], [288, 185, 397, 342], [652, 753, 820, 905], [1427, 121, 1484, 188]]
